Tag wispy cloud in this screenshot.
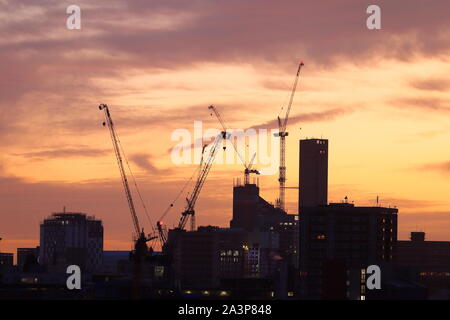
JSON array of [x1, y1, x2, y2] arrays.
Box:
[[410, 78, 450, 92], [418, 161, 450, 175], [15, 146, 109, 160], [249, 108, 350, 130], [392, 97, 450, 113], [130, 153, 172, 175]]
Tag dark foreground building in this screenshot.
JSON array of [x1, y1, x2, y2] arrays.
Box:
[[299, 202, 398, 299], [231, 182, 299, 268], [397, 232, 450, 298]]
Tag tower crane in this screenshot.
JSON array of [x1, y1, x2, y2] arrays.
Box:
[[156, 166, 200, 247], [155, 105, 228, 247], [208, 105, 260, 185], [156, 221, 168, 246], [178, 127, 227, 231], [275, 62, 304, 212], [99, 104, 156, 257]]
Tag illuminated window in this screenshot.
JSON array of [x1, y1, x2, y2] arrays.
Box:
[[154, 266, 164, 277]]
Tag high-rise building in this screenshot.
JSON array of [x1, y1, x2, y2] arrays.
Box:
[[39, 212, 103, 272], [299, 202, 398, 299], [299, 139, 328, 208]]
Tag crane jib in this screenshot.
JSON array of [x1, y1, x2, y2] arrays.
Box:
[[99, 104, 143, 238]]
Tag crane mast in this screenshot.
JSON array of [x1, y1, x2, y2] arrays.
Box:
[[178, 122, 227, 231], [99, 104, 142, 237], [99, 104, 156, 252], [99, 104, 159, 298], [276, 62, 304, 212]]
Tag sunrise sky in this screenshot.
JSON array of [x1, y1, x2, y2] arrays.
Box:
[[1, 0, 449, 255]]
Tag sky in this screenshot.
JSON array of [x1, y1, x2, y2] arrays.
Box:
[[1, 0, 450, 255]]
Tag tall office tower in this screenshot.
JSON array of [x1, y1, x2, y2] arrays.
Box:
[[299, 139, 328, 209], [39, 212, 103, 272]]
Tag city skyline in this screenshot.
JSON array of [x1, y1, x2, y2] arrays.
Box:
[[1, 0, 450, 255]]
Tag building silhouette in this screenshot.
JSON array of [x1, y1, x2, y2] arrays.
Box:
[[39, 212, 103, 272], [17, 247, 39, 271], [231, 182, 299, 269], [299, 139, 328, 209], [164, 180, 300, 297], [298, 138, 399, 299], [299, 202, 398, 299], [0, 253, 13, 268], [167, 226, 246, 289], [397, 232, 450, 298]]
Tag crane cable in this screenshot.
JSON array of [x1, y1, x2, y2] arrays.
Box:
[[116, 137, 157, 235], [158, 160, 201, 223]]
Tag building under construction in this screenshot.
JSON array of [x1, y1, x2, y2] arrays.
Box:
[[164, 179, 299, 298]]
